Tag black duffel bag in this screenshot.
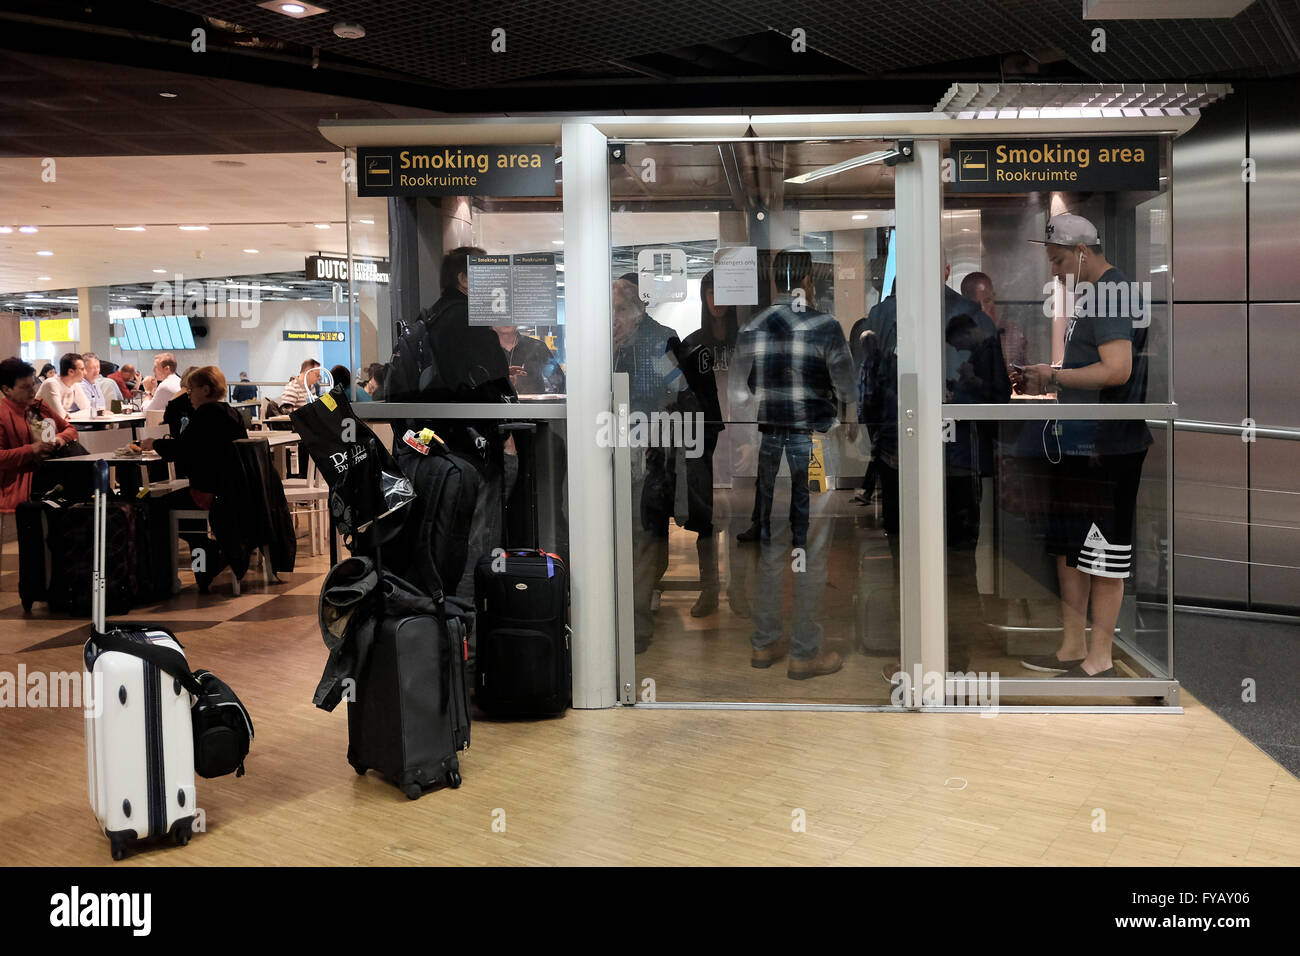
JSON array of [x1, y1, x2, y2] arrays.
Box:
[[190, 669, 255, 779]]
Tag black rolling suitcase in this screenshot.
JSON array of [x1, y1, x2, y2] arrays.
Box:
[[343, 439, 471, 799], [17, 493, 136, 614], [473, 422, 571, 717]]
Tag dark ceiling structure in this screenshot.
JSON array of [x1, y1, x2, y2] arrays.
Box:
[[0, 0, 1295, 134]]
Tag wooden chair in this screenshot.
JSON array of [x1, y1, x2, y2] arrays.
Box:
[[281, 454, 329, 556]]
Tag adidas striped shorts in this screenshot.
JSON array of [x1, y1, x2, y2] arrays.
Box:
[[1046, 450, 1147, 579]]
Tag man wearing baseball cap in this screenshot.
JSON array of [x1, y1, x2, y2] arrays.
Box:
[[1013, 213, 1152, 679]]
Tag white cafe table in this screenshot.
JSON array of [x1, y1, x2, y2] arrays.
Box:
[[70, 412, 147, 441]]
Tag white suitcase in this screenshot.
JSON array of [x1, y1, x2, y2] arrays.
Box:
[[83, 461, 197, 860]]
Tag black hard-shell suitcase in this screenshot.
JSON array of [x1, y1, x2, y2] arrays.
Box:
[[473, 423, 571, 716]]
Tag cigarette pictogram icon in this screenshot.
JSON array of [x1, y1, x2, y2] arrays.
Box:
[[365, 155, 392, 186], [958, 150, 988, 181]]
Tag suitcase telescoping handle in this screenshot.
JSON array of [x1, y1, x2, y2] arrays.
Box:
[[498, 422, 540, 552], [92, 459, 110, 633]]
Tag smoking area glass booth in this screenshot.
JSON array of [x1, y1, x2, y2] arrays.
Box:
[[320, 100, 1210, 712]]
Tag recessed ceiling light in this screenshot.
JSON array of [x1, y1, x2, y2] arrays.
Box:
[[259, 0, 327, 18], [333, 21, 365, 39], [358, 218, 374, 225], [159, 92, 178, 98], [115, 225, 146, 232], [153, 269, 167, 273], [551, 240, 564, 245], [314, 223, 331, 229], [36, 250, 53, 256], [243, 248, 259, 254], [19, 226, 37, 233], [37, 276, 51, 281], [851, 214, 869, 221], [961, 227, 972, 232], [178, 225, 209, 231]]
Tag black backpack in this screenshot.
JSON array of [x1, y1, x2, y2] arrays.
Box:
[[380, 298, 456, 401], [387, 436, 482, 600]]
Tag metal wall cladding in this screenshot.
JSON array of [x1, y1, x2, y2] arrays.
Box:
[[1172, 91, 1248, 303], [1174, 431, 1249, 607], [1249, 93, 1300, 302], [1249, 438, 1300, 611], [1248, 304, 1300, 429], [1173, 304, 1247, 424]]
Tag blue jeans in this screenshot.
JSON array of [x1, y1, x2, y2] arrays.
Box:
[[752, 429, 812, 539], [750, 507, 831, 660]]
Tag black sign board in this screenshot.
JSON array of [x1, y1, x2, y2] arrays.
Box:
[[305, 254, 390, 284], [356, 145, 556, 197], [949, 138, 1159, 192]]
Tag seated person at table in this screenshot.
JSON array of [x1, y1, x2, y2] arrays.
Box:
[[36, 352, 86, 420], [144, 353, 182, 412], [132, 366, 248, 592], [38, 363, 56, 382], [111, 364, 139, 403], [80, 352, 121, 410], [163, 368, 199, 437], [329, 364, 370, 402], [278, 359, 321, 411], [0, 358, 79, 511]]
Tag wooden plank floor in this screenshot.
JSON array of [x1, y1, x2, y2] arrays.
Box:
[[1, 545, 1297, 867]]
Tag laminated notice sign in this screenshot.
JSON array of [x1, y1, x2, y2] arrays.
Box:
[[468, 255, 512, 326], [468, 253, 559, 327], [712, 246, 758, 306]]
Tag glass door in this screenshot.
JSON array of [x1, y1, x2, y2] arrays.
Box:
[[610, 139, 903, 705], [936, 135, 1177, 706]]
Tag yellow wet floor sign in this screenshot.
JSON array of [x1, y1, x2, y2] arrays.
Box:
[[808, 437, 829, 492]]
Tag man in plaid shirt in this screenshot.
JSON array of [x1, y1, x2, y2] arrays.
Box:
[[732, 250, 857, 547], [730, 249, 857, 679]]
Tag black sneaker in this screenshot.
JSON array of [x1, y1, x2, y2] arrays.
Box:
[[736, 525, 769, 544], [1055, 663, 1117, 679], [1020, 653, 1084, 673]]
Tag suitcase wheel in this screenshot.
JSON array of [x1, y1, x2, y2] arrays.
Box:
[[109, 836, 127, 862], [174, 821, 192, 846], [448, 770, 463, 789], [402, 782, 424, 801]]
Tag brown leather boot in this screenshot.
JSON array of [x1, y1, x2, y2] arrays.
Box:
[[751, 635, 791, 669], [788, 647, 844, 680]]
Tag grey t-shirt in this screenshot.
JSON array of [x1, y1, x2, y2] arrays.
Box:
[[1055, 266, 1153, 456]]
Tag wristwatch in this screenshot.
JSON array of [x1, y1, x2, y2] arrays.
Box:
[[1048, 370, 1059, 391]]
